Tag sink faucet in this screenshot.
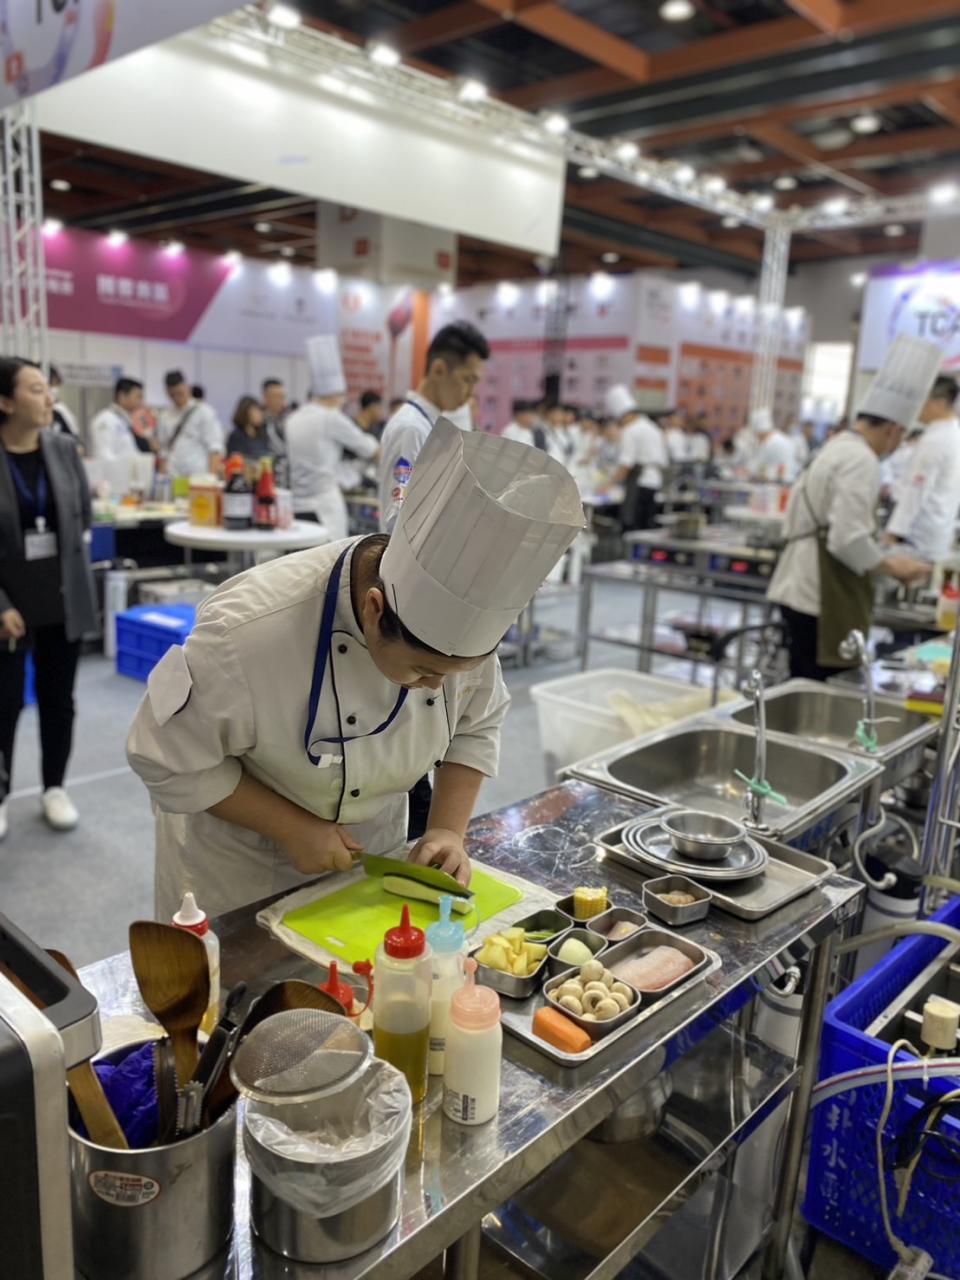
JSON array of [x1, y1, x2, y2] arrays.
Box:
[[837, 628, 893, 752], [741, 669, 769, 829]]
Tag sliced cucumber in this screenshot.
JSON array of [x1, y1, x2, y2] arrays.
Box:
[[382, 874, 473, 914]]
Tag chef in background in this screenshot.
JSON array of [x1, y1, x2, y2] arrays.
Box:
[[128, 419, 584, 918], [664, 409, 712, 469], [768, 335, 938, 680], [90, 378, 148, 462], [156, 371, 225, 479], [746, 408, 797, 482], [608, 384, 668, 531], [885, 373, 960, 563]]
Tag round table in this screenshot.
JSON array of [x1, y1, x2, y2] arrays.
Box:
[[164, 520, 331, 571]]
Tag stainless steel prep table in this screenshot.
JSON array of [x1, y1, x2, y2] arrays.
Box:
[[78, 782, 861, 1280]]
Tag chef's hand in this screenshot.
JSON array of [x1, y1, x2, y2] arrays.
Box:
[[0, 608, 25, 640], [280, 816, 363, 876], [408, 828, 473, 888], [882, 553, 931, 586]]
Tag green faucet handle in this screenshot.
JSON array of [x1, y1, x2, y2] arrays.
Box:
[[734, 769, 787, 808]]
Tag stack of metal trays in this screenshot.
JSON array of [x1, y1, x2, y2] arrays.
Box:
[[620, 816, 769, 882]]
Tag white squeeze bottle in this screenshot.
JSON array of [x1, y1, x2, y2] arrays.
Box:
[[443, 957, 502, 1125], [425, 895, 466, 1075], [172, 892, 221, 1037]]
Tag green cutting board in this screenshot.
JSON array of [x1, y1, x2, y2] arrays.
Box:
[[282, 867, 524, 963]]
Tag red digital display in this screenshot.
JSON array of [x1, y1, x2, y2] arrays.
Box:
[[652, 550, 669, 561], [731, 560, 750, 573]]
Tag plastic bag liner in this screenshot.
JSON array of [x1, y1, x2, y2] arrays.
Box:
[[244, 1059, 412, 1218]]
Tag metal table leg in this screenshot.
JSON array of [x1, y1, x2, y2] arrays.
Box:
[[577, 576, 594, 671], [762, 936, 835, 1280], [444, 1222, 482, 1280], [638, 580, 657, 673]]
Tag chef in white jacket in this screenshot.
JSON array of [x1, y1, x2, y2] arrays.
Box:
[[746, 408, 797, 482], [90, 378, 146, 461], [886, 373, 960, 562], [607, 384, 668, 530], [128, 418, 584, 918], [768, 335, 937, 680], [286, 336, 379, 541]]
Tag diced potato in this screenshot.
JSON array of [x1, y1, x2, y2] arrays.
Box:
[[480, 942, 510, 972], [510, 953, 528, 975], [525, 943, 548, 962], [504, 927, 526, 954]]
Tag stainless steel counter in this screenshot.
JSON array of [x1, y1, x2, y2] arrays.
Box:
[[79, 782, 861, 1280]]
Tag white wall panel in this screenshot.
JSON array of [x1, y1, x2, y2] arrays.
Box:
[[195, 349, 249, 427], [142, 342, 198, 405]]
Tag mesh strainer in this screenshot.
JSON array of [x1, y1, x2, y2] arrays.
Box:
[[229, 1009, 372, 1107]]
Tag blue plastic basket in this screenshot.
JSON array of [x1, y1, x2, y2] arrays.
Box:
[[804, 896, 960, 1273], [115, 604, 196, 682]]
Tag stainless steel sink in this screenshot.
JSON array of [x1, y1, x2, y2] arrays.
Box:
[[718, 678, 938, 788], [565, 719, 882, 850]]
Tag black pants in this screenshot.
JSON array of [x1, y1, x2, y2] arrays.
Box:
[[622, 483, 657, 533], [779, 605, 835, 683], [0, 624, 81, 800]]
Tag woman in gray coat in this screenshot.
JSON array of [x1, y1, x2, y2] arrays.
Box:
[[0, 357, 97, 838]]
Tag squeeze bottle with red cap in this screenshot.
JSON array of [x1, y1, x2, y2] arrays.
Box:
[[172, 892, 221, 1037], [372, 905, 433, 1104], [443, 958, 502, 1125]]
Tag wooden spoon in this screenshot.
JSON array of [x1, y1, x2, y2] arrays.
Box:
[[47, 950, 128, 1150], [128, 921, 209, 1088]]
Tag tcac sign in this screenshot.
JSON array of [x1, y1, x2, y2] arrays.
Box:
[[859, 262, 960, 373]]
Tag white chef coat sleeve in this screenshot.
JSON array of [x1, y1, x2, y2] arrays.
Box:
[[442, 658, 511, 778], [328, 410, 379, 459], [379, 418, 425, 532], [617, 426, 637, 469], [824, 450, 885, 575], [887, 436, 947, 556], [200, 407, 226, 456], [126, 617, 256, 814]]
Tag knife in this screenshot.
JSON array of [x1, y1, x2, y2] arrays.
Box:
[[362, 852, 474, 911]]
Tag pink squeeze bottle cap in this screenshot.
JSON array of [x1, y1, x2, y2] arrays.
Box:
[[450, 957, 500, 1031]]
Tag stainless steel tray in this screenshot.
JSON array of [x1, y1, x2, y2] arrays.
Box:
[[499, 926, 721, 1066], [598, 807, 833, 921]]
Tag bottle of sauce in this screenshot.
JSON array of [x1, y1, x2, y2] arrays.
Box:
[[373, 905, 432, 1104], [425, 895, 466, 1075], [254, 458, 278, 530], [171, 892, 221, 1037], [443, 958, 502, 1125], [222, 453, 253, 530]]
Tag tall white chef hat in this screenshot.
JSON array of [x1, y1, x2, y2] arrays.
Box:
[[380, 418, 585, 657], [306, 334, 346, 397], [604, 384, 637, 420], [858, 334, 943, 427], [749, 407, 774, 434]]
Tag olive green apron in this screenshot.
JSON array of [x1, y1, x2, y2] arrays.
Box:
[[798, 486, 874, 669]]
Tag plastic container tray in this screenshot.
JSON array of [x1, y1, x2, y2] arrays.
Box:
[[804, 896, 960, 1275], [529, 668, 702, 776], [115, 604, 196, 682], [643, 875, 712, 926]]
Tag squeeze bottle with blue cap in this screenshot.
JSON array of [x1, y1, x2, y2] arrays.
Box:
[[426, 895, 466, 1075]]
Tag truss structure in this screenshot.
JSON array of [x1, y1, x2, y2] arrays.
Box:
[[0, 99, 47, 368]]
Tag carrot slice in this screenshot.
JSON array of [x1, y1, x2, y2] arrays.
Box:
[[533, 1005, 591, 1054]]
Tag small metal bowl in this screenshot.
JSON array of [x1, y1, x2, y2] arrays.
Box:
[[554, 890, 611, 923], [643, 875, 712, 927], [544, 968, 641, 1039], [586, 907, 648, 943], [660, 809, 745, 861], [546, 928, 608, 977]]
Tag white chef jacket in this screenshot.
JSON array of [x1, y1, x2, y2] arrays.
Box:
[[618, 415, 668, 489], [749, 430, 798, 482], [127, 536, 511, 919], [502, 421, 567, 468], [157, 400, 226, 478], [378, 392, 442, 532], [767, 432, 885, 618], [90, 405, 138, 461], [285, 404, 378, 540], [665, 428, 711, 465], [887, 415, 960, 562]]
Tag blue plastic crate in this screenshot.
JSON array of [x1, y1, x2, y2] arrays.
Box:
[[115, 604, 196, 681], [24, 651, 35, 706], [804, 897, 960, 1273]]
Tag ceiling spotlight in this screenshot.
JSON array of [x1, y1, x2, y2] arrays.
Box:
[[590, 271, 615, 301], [163, 240, 184, 257], [268, 261, 292, 286], [930, 181, 959, 206], [457, 77, 487, 103], [314, 268, 338, 294], [822, 196, 849, 217], [702, 174, 726, 196], [368, 42, 401, 68], [106, 229, 128, 247], [773, 175, 798, 191], [849, 272, 867, 287], [223, 250, 242, 266], [673, 163, 696, 185], [614, 140, 640, 164], [601, 251, 621, 264], [42, 218, 63, 236], [751, 193, 775, 213], [279, 246, 296, 258], [721, 215, 741, 228], [254, 221, 272, 233], [542, 112, 569, 136], [497, 280, 521, 307], [708, 289, 729, 313], [850, 112, 882, 135], [578, 165, 599, 179], [884, 223, 906, 237], [678, 282, 701, 308], [266, 3, 300, 28], [660, 0, 695, 19], [50, 178, 71, 193]]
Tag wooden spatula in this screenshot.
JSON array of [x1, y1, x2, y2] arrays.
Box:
[[46, 950, 128, 1150], [128, 921, 209, 1088]]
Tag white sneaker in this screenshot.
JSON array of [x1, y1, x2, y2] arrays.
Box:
[[0, 802, 7, 840], [42, 787, 78, 831]]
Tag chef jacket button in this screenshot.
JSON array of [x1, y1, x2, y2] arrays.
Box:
[[350, 788, 360, 798], [346, 714, 357, 725], [426, 697, 435, 706], [338, 643, 348, 654], [435, 760, 442, 769]]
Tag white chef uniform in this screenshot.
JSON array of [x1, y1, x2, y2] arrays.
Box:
[[157, 399, 225, 478], [378, 392, 442, 532], [90, 404, 139, 461], [665, 427, 711, 466], [887, 412, 960, 562], [128, 417, 583, 918]]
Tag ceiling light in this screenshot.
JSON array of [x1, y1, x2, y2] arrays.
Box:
[[457, 77, 487, 103], [268, 262, 292, 286], [735, 295, 755, 313], [254, 221, 272, 233], [368, 42, 401, 68], [702, 174, 726, 196], [279, 246, 295, 258], [42, 218, 63, 236], [266, 3, 300, 28], [437, 281, 453, 296], [163, 240, 184, 257], [751, 193, 775, 213], [223, 250, 242, 267], [773, 175, 798, 191], [660, 0, 695, 19], [721, 215, 741, 228], [537, 279, 558, 305], [678, 282, 701, 309], [601, 251, 620, 264], [930, 181, 959, 206], [812, 126, 854, 151], [850, 112, 882, 135], [849, 272, 867, 287], [314, 268, 338, 294], [50, 178, 71, 193], [614, 140, 640, 163], [708, 289, 729, 313], [673, 163, 696, 185], [542, 112, 569, 136], [578, 165, 599, 179], [822, 196, 849, 217], [590, 272, 615, 301], [106, 229, 128, 247], [497, 281, 520, 307], [884, 223, 906, 237]]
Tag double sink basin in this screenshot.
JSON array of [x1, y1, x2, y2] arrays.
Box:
[[566, 679, 938, 850]]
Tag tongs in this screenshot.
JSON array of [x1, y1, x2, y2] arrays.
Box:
[[176, 982, 248, 1138]]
